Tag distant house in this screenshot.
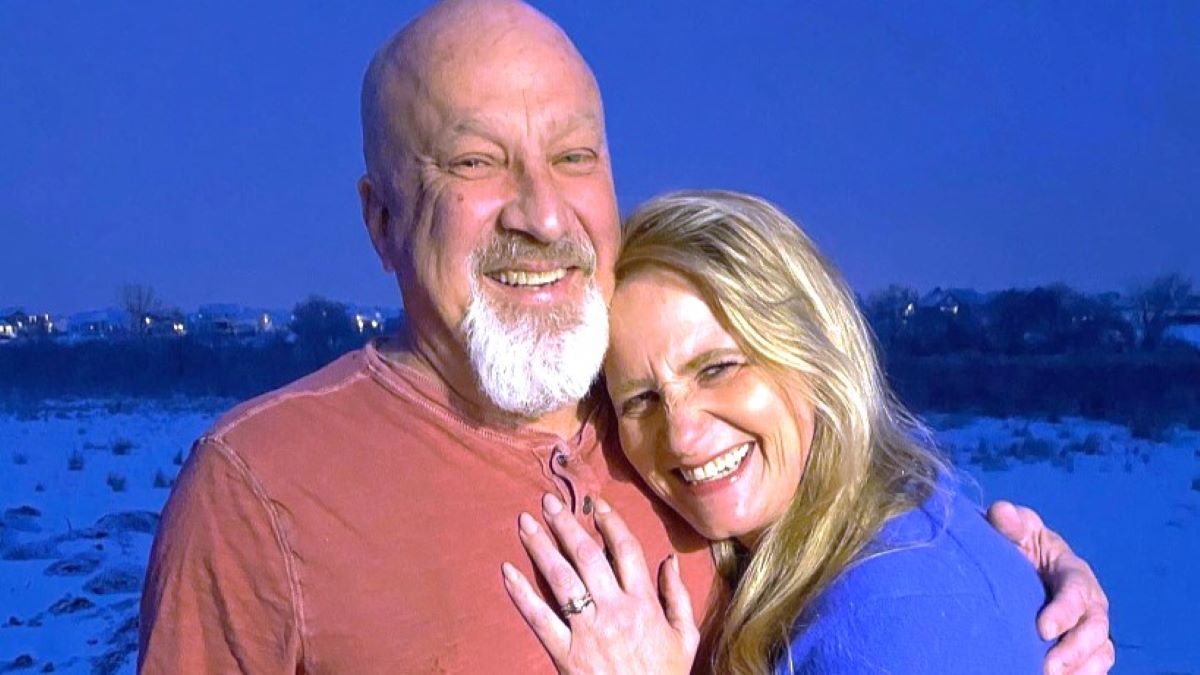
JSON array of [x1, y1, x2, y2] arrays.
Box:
[[346, 305, 385, 336], [346, 305, 404, 337], [1175, 296, 1200, 325], [140, 311, 187, 337], [64, 309, 127, 342], [917, 288, 986, 316], [0, 308, 59, 341], [191, 304, 289, 342]]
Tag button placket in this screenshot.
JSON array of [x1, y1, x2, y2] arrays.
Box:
[[549, 444, 577, 512]]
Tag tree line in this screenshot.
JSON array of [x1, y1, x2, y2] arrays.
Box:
[[2, 276, 1197, 437]]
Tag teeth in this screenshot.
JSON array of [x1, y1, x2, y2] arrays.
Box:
[[680, 442, 752, 485], [491, 268, 568, 287]]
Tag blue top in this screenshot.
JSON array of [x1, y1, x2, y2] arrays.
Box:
[[777, 478, 1051, 674]]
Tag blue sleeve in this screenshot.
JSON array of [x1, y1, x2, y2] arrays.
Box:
[[779, 592, 1044, 674]]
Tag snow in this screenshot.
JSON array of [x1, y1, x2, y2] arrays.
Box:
[[1, 400, 1196, 672], [0, 399, 225, 674], [933, 414, 1200, 673]]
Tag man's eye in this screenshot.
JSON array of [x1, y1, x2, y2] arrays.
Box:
[[554, 149, 597, 174], [620, 391, 659, 417], [448, 155, 500, 178]]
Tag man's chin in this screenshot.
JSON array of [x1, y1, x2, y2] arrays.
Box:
[[483, 295, 589, 333]]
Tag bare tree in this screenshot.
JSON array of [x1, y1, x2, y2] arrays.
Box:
[[1130, 273, 1193, 350], [119, 283, 163, 335]]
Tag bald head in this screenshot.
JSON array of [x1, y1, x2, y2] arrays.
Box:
[[355, 0, 621, 432], [361, 0, 603, 185]]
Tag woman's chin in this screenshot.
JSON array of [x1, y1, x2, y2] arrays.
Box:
[[688, 518, 745, 544]]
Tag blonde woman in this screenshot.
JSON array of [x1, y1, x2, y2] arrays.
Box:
[[502, 191, 1113, 673]]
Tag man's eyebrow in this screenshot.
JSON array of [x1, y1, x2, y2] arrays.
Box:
[[549, 112, 602, 138], [438, 116, 505, 146]]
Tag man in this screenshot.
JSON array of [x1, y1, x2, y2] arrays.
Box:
[[139, 1, 1113, 672]]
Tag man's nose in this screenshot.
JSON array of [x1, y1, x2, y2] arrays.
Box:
[[500, 161, 568, 242]]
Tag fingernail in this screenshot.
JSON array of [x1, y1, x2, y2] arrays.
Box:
[[519, 512, 539, 534], [595, 498, 611, 514], [501, 562, 518, 582], [670, 554, 680, 573], [542, 493, 563, 515]]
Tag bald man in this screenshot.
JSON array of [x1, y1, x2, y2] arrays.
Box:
[[139, 2, 1113, 673]]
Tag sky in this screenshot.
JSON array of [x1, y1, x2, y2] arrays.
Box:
[[2, 1, 1197, 314]]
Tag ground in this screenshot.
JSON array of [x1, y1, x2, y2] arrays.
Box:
[[0, 400, 1196, 673]]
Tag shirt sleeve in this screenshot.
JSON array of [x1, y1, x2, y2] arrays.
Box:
[[780, 593, 1043, 675], [139, 437, 303, 674]]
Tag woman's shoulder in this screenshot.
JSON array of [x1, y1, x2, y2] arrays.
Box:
[[780, 480, 1050, 674], [835, 479, 1045, 603]]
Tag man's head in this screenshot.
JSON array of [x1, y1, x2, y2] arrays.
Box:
[[358, 0, 620, 425]]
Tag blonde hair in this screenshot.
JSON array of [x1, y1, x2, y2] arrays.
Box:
[[618, 191, 950, 675]]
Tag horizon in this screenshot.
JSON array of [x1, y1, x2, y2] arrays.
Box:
[[2, 1, 1197, 314], [4, 277, 1189, 318]]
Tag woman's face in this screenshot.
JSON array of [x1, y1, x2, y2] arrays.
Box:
[[605, 267, 815, 547]]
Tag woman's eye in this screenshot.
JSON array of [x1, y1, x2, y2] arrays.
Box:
[[698, 361, 741, 382], [620, 391, 659, 417]]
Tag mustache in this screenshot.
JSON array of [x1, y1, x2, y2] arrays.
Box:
[[473, 234, 596, 274]]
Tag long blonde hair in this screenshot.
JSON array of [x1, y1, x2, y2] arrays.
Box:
[[618, 191, 950, 675]]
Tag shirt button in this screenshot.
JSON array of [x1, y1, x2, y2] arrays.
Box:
[[582, 496, 594, 515]]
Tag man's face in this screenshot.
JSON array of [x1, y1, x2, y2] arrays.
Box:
[[365, 32, 620, 417]]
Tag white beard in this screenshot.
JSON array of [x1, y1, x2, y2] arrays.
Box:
[[461, 278, 608, 419]]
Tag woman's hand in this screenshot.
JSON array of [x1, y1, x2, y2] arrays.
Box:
[[502, 494, 698, 675]]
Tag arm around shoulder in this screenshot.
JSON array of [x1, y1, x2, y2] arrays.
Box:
[[139, 436, 303, 674]]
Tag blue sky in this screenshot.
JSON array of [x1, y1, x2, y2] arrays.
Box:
[[2, 1, 1197, 313]]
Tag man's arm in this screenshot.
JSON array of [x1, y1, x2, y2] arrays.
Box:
[[988, 501, 1115, 675], [140, 437, 303, 674]]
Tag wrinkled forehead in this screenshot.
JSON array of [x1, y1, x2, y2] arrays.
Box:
[[374, 24, 605, 156]]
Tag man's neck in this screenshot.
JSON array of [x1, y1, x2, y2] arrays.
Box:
[[379, 331, 592, 440]]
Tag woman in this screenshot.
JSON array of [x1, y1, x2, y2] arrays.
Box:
[[502, 191, 1068, 673]]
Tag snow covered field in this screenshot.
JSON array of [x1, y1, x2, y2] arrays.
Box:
[[1, 400, 1196, 673]]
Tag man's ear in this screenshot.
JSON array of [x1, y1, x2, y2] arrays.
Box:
[[358, 175, 397, 273]]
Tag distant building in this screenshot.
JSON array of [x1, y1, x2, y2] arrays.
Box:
[[917, 288, 987, 316], [63, 309, 127, 342], [346, 305, 404, 337], [190, 304, 290, 342], [0, 308, 59, 341], [140, 311, 187, 337]]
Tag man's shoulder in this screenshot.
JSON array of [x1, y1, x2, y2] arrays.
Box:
[[205, 348, 381, 452]]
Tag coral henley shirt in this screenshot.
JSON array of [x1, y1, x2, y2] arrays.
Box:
[[139, 340, 716, 673]]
